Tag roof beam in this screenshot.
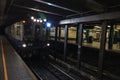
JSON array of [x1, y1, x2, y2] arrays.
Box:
[[60, 11, 120, 25], [85, 0, 104, 12], [34, 0, 80, 14], [13, 4, 65, 17]]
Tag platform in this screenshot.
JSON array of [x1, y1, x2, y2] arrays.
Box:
[[0, 36, 37, 80]]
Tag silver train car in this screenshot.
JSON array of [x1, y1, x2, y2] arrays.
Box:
[[5, 18, 51, 58]]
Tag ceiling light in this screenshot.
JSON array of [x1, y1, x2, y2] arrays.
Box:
[[31, 16, 34, 20]]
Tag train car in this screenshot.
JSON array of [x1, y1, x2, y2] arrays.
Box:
[[5, 17, 51, 58]]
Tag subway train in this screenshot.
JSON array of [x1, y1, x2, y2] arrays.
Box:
[[5, 17, 51, 58]]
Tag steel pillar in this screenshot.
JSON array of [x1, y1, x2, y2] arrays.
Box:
[[98, 21, 107, 80], [108, 24, 114, 49], [64, 25, 68, 61], [77, 24, 83, 68], [58, 27, 61, 41], [55, 26, 58, 42]]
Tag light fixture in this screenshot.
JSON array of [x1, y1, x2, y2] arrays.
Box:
[[22, 44, 27, 47], [46, 22, 51, 27], [22, 20, 26, 24], [107, 25, 111, 28], [43, 19, 47, 22], [31, 16, 34, 20], [47, 43, 50, 46], [33, 19, 37, 22], [37, 19, 40, 22], [94, 26, 101, 28], [47, 3, 52, 5], [40, 19, 43, 23]]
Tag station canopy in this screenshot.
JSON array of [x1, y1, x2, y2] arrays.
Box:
[[0, 0, 120, 26]]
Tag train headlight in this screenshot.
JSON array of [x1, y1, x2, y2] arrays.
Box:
[[22, 44, 27, 48], [47, 43, 50, 46]]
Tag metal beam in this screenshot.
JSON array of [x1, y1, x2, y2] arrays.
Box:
[[58, 27, 61, 41], [64, 25, 68, 61], [60, 11, 120, 25], [55, 26, 58, 42], [66, 10, 93, 18], [98, 21, 107, 80], [77, 24, 83, 68], [34, 0, 80, 14], [108, 24, 114, 49], [13, 4, 65, 17], [6, 0, 14, 14]]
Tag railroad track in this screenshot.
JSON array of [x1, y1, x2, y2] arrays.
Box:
[[24, 58, 80, 80], [44, 63, 76, 80]]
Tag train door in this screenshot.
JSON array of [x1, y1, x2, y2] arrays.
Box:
[[34, 24, 46, 41]]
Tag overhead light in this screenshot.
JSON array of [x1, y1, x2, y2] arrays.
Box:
[[46, 22, 51, 27], [31, 16, 34, 20], [107, 25, 111, 28], [37, 19, 40, 22], [22, 20, 26, 24], [40, 19, 43, 23], [94, 26, 101, 28], [33, 19, 37, 22], [47, 3, 52, 5], [43, 19, 47, 22]]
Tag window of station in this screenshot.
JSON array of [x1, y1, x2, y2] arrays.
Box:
[[106, 25, 120, 51], [60, 27, 65, 42], [82, 25, 101, 49], [50, 27, 55, 40], [68, 27, 77, 44]]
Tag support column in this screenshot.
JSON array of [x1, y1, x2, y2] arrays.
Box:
[[108, 24, 114, 49], [77, 23, 83, 68], [64, 25, 68, 61], [76, 25, 79, 44], [55, 26, 58, 42], [58, 27, 61, 41], [98, 21, 107, 80], [86, 29, 89, 43]]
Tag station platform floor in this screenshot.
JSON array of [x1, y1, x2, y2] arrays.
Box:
[[83, 42, 120, 52], [0, 36, 38, 80]]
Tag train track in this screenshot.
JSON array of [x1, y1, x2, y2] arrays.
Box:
[[24, 58, 82, 80]]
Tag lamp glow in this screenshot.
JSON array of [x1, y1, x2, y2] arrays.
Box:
[[47, 43, 50, 46], [43, 19, 47, 22], [31, 16, 34, 20], [40, 19, 43, 23], [22, 44, 27, 47], [37, 19, 40, 22], [46, 22, 51, 27], [33, 19, 37, 22], [108, 25, 111, 28]]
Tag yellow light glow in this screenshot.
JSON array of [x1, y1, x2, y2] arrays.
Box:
[[22, 20, 26, 24]]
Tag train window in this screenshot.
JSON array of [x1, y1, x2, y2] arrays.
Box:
[[16, 26, 20, 36]]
